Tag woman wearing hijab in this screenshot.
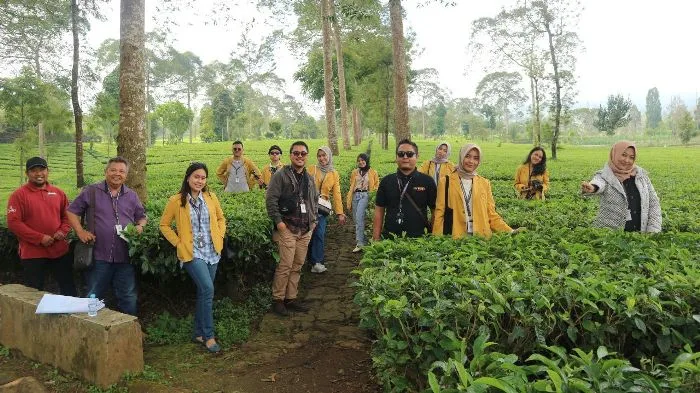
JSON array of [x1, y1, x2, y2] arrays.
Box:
[[346, 153, 379, 252], [307, 147, 346, 273], [419, 142, 454, 185], [581, 141, 662, 232], [159, 162, 226, 353], [433, 144, 522, 238], [514, 146, 550, 200]]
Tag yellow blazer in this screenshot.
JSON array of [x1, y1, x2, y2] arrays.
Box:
[[514, 164, 550, 200], [260, 162, 284, 185], [419, 160, 455, 184], [345, 168, 379, 210], [159, 192, 226, 263], [433, 172, 512, 238], [307, 166, 344, 215], [216, 156, 261, 189]]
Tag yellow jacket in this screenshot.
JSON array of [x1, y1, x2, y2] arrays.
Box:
[[345, 168, 379, 210], [216, 156, 261, 189], [159, 192, 226, 263], [514, 164, 549, 200], [419, 160, 455, 184], [307, 166, 344, 215], [433, 172, 512, 238], [260, 162, 284, 186]]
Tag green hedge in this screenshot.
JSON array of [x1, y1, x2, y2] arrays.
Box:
[[354, 230, 699, 392]]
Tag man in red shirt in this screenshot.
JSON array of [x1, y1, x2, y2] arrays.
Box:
[[6, 157, 76, 295]]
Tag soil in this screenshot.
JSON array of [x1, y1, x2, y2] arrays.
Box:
[[0, 221, 381, 393]]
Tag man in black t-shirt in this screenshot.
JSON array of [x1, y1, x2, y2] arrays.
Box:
[[373, 139, 437, 240]]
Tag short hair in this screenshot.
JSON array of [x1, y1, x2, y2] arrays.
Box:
[[290, 141, 308, 153], [106, 156, 129, 171], [232, 140, 243, 147], [396, 139, 418, 155]]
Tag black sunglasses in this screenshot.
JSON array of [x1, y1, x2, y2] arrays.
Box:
[[397, 151, 416, 158], [269, 151, 281, 155], [233, 147, 243, 151], [291, 151, 308, 157]]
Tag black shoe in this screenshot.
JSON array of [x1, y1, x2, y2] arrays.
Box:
[[284, 300, 310, 313], [272, 300, 289, 316]]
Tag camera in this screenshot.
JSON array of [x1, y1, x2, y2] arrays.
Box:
[[530, 180, 543, 191]]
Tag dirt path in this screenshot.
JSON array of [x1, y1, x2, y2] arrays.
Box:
[[137, 220, 380, 393]]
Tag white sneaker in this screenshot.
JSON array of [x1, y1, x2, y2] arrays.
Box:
[[352, 245, 362, 253], [311, 264, 327, 273]]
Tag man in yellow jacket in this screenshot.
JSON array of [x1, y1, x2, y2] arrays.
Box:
[[216, 141, 263, 193]]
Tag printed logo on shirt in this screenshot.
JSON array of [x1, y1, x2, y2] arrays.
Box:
[[7, 205, 16, 214], [413, 186, 426, 192], [47, 191, 57, 196]]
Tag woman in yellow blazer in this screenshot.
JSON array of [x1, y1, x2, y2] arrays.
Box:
[[514, 146, 550, 200], [419, 141, 455, 186], [346, 153, 379, 252], [159, 162, 226, 353], [433, 144, 522, 239], [307, 146, 346, 273]]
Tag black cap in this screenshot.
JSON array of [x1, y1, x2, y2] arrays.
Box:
[[26, 157, 48, 171]]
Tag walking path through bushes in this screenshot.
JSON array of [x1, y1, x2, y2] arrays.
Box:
[[133, 220, 380, 393]]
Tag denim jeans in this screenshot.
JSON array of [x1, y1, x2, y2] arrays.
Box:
[[308, 214, 328, 264], [183, 258, 218, 340], [351, 192, 370, 246], [87, 261, 137, 316]]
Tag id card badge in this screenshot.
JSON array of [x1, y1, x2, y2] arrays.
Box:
[[467, 219, 473, 234], [195, 234, 205, 249], [300, 202, 307, 214], [625, 209, 632, 221], [115, 224, 123, 235], [235, 177, 240, 183]]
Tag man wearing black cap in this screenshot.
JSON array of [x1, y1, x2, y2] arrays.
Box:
[[6, 157, 77, 295]]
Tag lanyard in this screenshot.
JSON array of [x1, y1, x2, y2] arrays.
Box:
[[270, 164, 278, 174], [459, 178, 473, 218], [433, 162, 441, 184], [396, 176, 412, 214], [111, 193, 120, 225], [189, 195, 204, 232], [290, 169, 307, 202], [232, 162, 244, 176]]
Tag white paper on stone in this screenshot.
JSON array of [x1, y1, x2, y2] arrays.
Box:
[[35, 294, 106, 314]]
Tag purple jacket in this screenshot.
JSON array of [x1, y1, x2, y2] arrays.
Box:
[[68, 181, 147, 263]]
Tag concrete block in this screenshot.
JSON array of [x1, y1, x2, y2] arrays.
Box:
[[0, 284, 143, 388]]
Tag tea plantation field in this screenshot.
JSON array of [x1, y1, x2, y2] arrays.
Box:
[[0, 138, 698, 392]]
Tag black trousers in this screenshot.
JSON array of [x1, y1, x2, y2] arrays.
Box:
[[22, 253, 77, 296]]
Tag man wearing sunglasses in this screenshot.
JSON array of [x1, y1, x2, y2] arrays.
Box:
[[216, 141, 264, 193], [373, 139, 437, 240], [260, 145, 285, 188], [265, 141, 319, 316]]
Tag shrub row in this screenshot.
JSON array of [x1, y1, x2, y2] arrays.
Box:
[[354, 229, 699, 391]]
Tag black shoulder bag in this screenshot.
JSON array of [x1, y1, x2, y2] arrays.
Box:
[[405, 192, 432, 233], [73, 186, 96, 270]]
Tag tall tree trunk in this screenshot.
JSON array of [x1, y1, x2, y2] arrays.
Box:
[[117, 0, 147, 201], [71, 0, 85, 188], [421, 96, 426, 137], [329, 0, 350, 151], [187, 86, 193, 143], [352, 105, 361, 145], [529, 75, 541, 146], [544, 20, 562, 159], [38, 123, 45, 158], [321, 0, 339, 154], [389, 0, 410, 144], [145, 60, 151, 146]]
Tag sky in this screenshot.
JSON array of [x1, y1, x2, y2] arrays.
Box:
[[84, 0, 699, 114]]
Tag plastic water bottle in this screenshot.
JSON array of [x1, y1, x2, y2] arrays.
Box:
[[88, 294, 98, 317]]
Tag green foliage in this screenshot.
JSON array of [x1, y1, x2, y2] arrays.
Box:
[[152, 101, 193, 143], [594, 94, 632, 135], [145, 284, 271, 347], [679, 110, 698, 145]]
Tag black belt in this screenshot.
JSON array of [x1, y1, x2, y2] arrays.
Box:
[[354, 189, 368, 193]]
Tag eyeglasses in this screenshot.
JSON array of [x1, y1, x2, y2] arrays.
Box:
[[233, 147, 242, 151], [397, 151, 416, 158], [269, 151, 281, 155], [291, 151, 308, 157]]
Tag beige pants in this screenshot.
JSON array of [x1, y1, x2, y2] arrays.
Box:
[[272, 228, 312, 301]]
